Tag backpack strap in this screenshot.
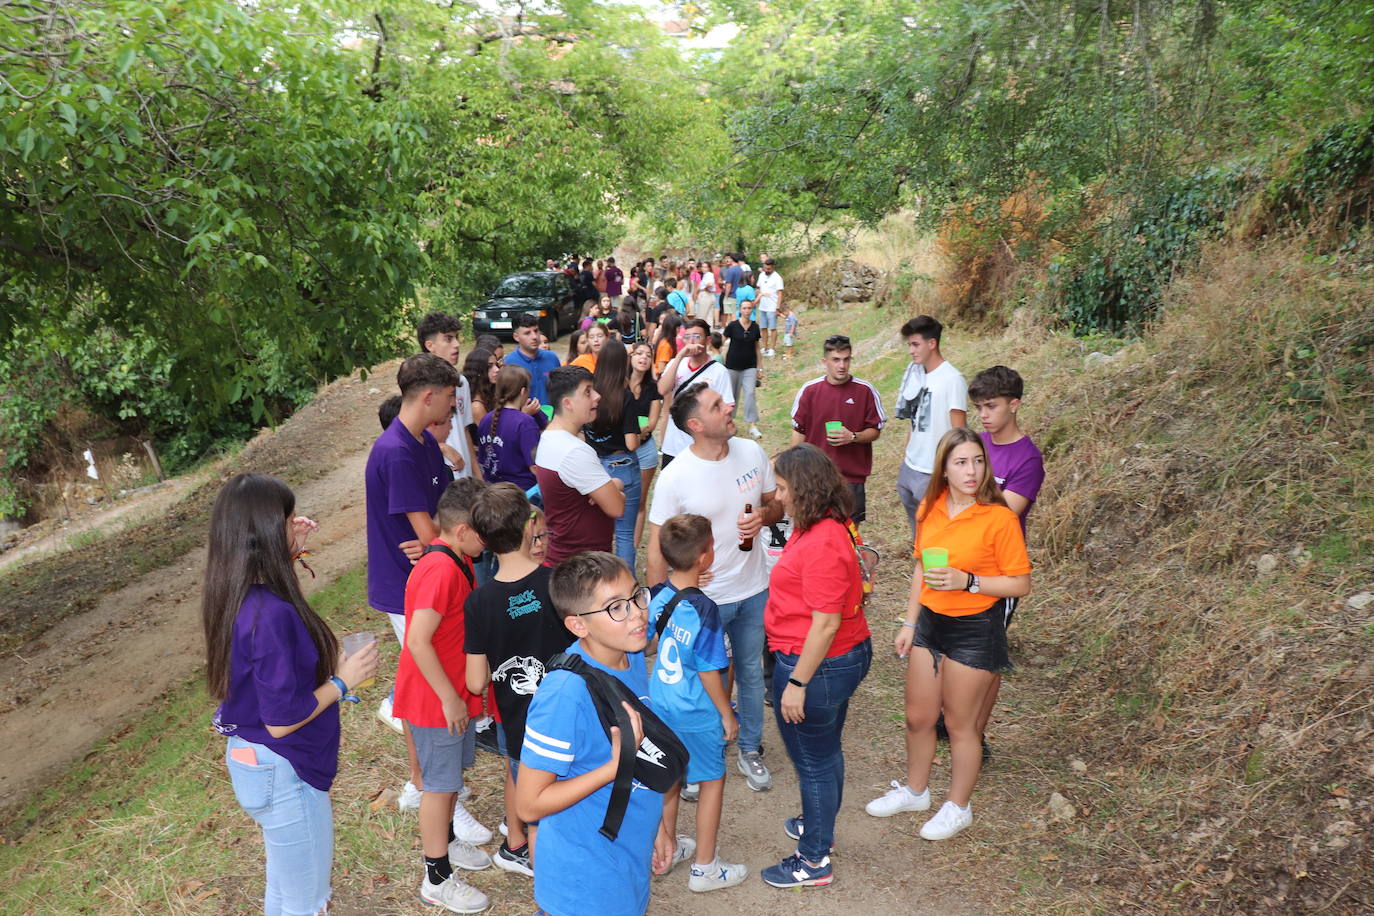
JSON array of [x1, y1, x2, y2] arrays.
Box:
[[422, 543, 475, 589], [545, 652, 639, 841], [654, 587, 705, 639], [673, 359, 713, 397]]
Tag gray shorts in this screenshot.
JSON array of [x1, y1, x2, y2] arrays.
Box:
[[411, 722, 474, 793], [897, 463, 932, 532]]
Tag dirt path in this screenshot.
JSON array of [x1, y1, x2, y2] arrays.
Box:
[[0, 366, 399, 812]]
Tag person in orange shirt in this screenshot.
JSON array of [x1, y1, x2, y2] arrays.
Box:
[[865, 427, 1030, 841], [570, 323, 607, 373]]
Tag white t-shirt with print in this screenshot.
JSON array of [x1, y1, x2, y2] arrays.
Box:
[[535, 428, 611, 493], [649, 437, 775, 604], [446, 376, 476, 479], [661, 359, 735, 458], [900, 360, 968, 473], [756, 271, 784, 313]]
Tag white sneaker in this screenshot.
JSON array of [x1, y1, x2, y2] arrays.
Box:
[[398, 780, 422, 811], [420, 874, 490, 913], [865, 780, 931, 817], [688, 859, 749, 892], [919, 800, 973, 840], [664, 835, 696, 874], [498, 819, 508, 838], [452, 799, 493, 845], [680, 782, 700, 802], [447, 837, 493, 871], [748, 424, 762, 439], [377, 696, 405, 734]]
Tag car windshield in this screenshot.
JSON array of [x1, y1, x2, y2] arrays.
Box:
[[491, 274, 562, 298]]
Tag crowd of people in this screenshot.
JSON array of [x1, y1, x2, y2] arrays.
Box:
[[201, 252, 1047, 916]]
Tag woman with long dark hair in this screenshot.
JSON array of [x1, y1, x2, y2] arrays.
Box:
[[462, 347, 498, 425], [564, 327, 589, 365], [582, 337, 641, 572], [204, 473, 378, 915], [654, 311, 683, 375], [626, 341, 662, 552], [867, 427, 1030, 840], [761, 444, 872, 890]]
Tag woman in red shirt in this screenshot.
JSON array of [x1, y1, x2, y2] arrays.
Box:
[[866, 428, 1030, 841], [761, 444, 872, 890]]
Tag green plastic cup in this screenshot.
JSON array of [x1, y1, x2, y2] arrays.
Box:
[[920, 547, 949, 571], [825, 420, 844, 437], [638, 415, 651, 429], [540, 404, 554, 420]]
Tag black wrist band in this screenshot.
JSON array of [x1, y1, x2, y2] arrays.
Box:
[[788, 677, 808, 688]]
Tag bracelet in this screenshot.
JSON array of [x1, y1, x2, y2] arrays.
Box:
[[329, 676, 359, 704], [900, 621, 916, 629], [787, 677, 808, 688]]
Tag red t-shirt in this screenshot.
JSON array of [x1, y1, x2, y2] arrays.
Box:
[[765, 517, 871, 656], [790, 376, 887, 483], [393, 539, 483, 727]]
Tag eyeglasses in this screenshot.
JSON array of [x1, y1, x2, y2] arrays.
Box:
[[530, 531, 548, 545], [825, 335, 851, 348], [573, 586, 650, 622]]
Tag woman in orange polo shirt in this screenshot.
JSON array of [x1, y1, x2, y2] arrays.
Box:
[[865, 427, 1030, 841]]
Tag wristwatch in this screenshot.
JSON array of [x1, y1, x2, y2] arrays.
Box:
[[967, 574, 981, 594]]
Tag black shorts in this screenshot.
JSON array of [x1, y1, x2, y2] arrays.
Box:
[[913, 601, 1012, 674], [848, 482, 867, 524]]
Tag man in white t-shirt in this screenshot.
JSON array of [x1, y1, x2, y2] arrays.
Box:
[[657, 317, 735, 467], [647, 382, 784, 792], [417, 312, 479, 479], [893, 314, 967, 541], [535, 366, 625, 565], [755, 258, 784, 357]]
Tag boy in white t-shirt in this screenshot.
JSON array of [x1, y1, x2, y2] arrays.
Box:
[[657, 318, 736, 467], [893, 315, 967, 542]]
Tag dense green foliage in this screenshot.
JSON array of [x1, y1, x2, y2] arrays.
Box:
[[0, 0, 705, 514]]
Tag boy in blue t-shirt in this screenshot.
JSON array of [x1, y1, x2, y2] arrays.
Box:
[[649, 514, 747, 892], [516, 552, 677, 916]]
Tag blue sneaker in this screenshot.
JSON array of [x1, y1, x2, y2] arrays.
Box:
[[762, 853, 833, 888]]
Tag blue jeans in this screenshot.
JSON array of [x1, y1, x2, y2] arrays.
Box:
[[771, 638, 872, 862], [599, 452, 641, 574], [226, 736, 333, 916], [716, 588, 769, 753]]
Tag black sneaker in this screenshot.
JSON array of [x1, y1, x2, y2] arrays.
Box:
[[493, 840, 533, 877]]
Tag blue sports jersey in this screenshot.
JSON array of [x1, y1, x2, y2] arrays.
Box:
[[648, 584, 731, 731], [522, 642, 665, 916]]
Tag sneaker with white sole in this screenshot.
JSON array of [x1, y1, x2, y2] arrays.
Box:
[[749, 424, 762, 439], [864, 781, 931, 817], [377, 695, 405, 734], [664, 835, 696, 874], [447, 837, 492, 871], [680, 782, 700, 802], [420, 875, 490, 913], [398, 780, 423, 811], [737, 749, 772, 792], [688, 859, 749, 892], [451, 799, 493, 845], [493, 840, 533, 877], [498, 819, 507, 838], [761, 853, 832, 888], [919, 800, 973, 840]]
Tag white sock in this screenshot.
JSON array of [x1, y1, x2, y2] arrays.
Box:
[[693, 858, 717, 872]]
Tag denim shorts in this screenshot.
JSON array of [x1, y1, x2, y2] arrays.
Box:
[[759, 309, 778, 330], [635, 433, 659, 470], [913, 602, 1012, 674]]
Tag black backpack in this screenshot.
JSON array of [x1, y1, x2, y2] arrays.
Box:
[[544, 652, 690, 840], [421, 544, 475, 588], [654, 586, 705, 639]]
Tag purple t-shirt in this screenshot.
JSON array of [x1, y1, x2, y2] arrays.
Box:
[[213, 585, 340, 791], [477, 407, 540, 491], [981, 432, 1045, 534], [365, 418, 448, 614], [604, 265, 624, 296]]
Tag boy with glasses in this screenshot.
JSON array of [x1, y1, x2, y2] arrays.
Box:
[[516, 552, 677, 916]]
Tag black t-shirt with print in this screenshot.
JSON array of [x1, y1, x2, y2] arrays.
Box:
[[463, 565, 573, 759]]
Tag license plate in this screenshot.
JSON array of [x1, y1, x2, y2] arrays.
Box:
[[489, 320, 512, 329]]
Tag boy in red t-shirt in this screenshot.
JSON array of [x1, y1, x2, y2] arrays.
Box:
[[394, 477, 494, 913]]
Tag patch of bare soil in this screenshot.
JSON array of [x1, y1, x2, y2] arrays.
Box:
[[0, 362, 402, 811]]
